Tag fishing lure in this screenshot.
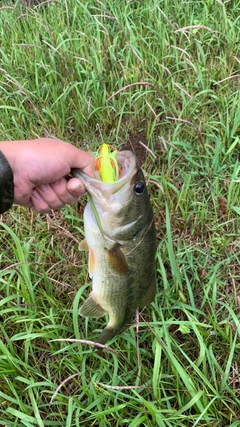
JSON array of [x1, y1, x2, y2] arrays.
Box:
[[94, 143, 119, 183]]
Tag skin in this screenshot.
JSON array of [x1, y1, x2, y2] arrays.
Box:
[[0, 138, 95, 213]]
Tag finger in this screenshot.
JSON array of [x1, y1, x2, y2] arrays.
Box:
[[70, 151, 95, 177], [82, 156, 95, 177], [50, 178, 82, 205], [34, 183, 63, 210], [31, 189, 53, 213], [66, 177, 86, 198]]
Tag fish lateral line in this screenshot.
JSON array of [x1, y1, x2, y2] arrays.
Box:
[[124, 218, 155, 256]]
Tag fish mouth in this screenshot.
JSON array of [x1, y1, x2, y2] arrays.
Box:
[[72, 150, 137, 201]]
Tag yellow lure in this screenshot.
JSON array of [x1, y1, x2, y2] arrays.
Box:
[[95, 143, 119, 183]]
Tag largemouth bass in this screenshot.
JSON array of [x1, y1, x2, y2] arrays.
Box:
[[72, 150, 157, 345]]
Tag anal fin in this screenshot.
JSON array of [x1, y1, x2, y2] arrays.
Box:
[[79, 293, 106, 318]]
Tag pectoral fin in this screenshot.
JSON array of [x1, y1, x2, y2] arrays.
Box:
[[79, 240, 95, 278], [105, 244, 129, 274], [79, 238, 89, 251], [88, 248, 95, 277], [79, 293, 106, 318]]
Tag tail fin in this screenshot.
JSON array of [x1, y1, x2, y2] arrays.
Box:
[[96, 327, 118, 345], [96, 324, 130, 345]]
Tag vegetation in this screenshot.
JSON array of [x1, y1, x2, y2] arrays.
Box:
[[0, 0, 240, 425]]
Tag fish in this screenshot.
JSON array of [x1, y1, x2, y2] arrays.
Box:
[[72, 150, 157, 345]]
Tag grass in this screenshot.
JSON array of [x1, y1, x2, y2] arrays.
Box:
[[0, 0, 240, 425]]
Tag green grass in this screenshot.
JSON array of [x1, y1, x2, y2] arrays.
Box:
[[0, 0, 240, 425]]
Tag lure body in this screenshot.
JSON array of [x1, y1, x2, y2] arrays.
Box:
[[95, 144, 119, 183]]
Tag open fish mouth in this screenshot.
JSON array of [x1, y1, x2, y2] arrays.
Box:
[[72, 150, 137, 199]]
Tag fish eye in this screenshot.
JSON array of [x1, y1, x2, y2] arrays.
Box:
[[134, 182, 145, 195]]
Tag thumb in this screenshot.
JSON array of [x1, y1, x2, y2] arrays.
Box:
[[69, 148, 95, 177], [67, 177, 87, 198]]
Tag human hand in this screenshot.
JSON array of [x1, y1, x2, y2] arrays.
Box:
[[0, 138, 95, 213]]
